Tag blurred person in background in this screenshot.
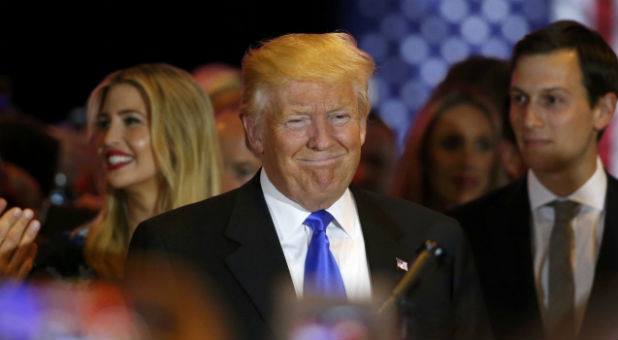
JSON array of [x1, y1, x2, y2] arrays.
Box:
[[194, 63, 261, 192], [393, 91, 502, 212], [193, 62, 243, 115], [216, 106, 261, 192], [432, 55, 528, 185], [352, 111, 397, 195], [393, 56, 516, 211]]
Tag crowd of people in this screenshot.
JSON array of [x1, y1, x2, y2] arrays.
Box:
[[0, 19, 616, 339]]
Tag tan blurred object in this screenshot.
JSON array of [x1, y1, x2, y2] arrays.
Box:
[[353, 114, 397, 195], [193, 63, 243, 114], [216, 107, 261, 192], [273, 274, 398, 339], [124, 253, 234, 339]]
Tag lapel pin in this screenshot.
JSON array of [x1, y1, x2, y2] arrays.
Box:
[[396, 257, 408, 272]]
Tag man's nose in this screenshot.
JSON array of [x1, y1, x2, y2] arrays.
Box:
[[523, 104, 544, 128], [307, 118, 334, 150]]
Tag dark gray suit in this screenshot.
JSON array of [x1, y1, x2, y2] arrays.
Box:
[[448, 174, 618, 339], [128, 171, 491, 339]]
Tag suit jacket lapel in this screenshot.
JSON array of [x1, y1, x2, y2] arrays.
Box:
[[579, 174, 618, 338], [224, 171, 295, 331], [594, 174, 618, 272], [351, 186, 410, 293], [507, 180, 539, 311], [501, 179, 545, 337]]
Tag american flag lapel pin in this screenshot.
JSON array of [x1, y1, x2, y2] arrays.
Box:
[[396, 257, 408, 271]]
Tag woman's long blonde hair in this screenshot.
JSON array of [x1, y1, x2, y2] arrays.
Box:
[[85, 63, 221, 280]]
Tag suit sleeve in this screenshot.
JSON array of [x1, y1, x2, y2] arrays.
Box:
[[126, 220, 174, 279], [450, 221, 493, 339]]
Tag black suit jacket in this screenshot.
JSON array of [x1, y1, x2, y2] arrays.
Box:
[[448, 174, 618, 339], [128, 172, 491, 339]]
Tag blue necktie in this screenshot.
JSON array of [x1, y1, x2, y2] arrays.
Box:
[[303, 210, 346, 299]]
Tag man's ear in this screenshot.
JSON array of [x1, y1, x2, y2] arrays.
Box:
[[359, 112, 368, 146], [241, 113, 264, 156], [593, 92, 617, 131]]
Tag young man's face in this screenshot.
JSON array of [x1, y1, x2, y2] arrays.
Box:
[[509, 49, 611, 175]]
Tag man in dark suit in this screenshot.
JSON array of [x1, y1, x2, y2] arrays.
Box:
[[128, 33, 490, 339], [448, 20, 618, 339]]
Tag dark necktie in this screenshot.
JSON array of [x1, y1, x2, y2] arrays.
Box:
[[546, 200, 580, 339], [303, 210, 346, 299]]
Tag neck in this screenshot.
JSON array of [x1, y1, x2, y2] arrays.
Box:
[[533, 153, 598, 197], [124, 183, 159, 236]]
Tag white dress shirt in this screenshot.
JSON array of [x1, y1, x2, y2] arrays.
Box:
[[260, 170, 372, 302], [528, 157, 607, 333]]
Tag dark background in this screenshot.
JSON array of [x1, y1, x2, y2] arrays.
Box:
[[1, 1, 342, 124]]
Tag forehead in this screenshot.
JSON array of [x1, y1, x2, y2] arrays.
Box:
[[102, 83, 146, 109], [434, 103, 493, 134], [273, 80, 357, 112], [511, 49, 584, 92]]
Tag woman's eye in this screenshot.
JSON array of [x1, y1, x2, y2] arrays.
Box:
[[439, 135, 463, 151], [95, 116, 110, 129], [124, 116, 142, 126], [475, 137, 493, 151]]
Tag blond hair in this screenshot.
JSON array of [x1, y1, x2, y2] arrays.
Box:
[[240, 32, 375, 128], [85, 63, 221, 280]]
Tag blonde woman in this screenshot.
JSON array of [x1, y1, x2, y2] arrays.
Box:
[[35, 63, 221, 281]]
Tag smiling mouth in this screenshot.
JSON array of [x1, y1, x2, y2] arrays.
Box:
[[298, 155, 344, 165], [106, 154, 134, 170]]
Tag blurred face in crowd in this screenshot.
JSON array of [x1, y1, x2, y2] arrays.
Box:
[[509, 49, 612, 177], [353, 120, 397, 194], [426, 103, 496, 209], [94, 83, 158, 192], [245, 81, 367, 211], [216, 108, 261, 192]]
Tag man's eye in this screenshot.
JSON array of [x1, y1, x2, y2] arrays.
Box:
[[510, 93, 527, 104], [543, 95, 560, 105], [284, 117, 310, 128], [330, 113, 351, 125]]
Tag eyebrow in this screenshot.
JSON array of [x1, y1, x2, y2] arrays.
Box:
[[510, 86, 568, 93], [327, 106, 353, 113], [118, 109, 146, 116], [99, 109, 146, 116]]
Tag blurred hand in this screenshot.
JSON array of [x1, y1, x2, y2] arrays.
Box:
[[0, 198, 40, 279]]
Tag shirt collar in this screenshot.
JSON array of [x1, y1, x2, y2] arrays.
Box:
[[528, 157, 607, 211], [260, 169, 355, 241]]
